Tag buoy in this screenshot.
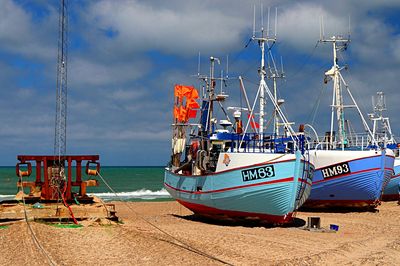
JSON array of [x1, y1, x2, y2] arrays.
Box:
[[87, 169, 97, 176], [86, 161, 100, 176]]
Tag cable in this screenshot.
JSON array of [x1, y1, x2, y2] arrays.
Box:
[[306, 83, 327, 126], [61, 183, 78, 225], [290, 41, 319, 80], [96, 171, 233, 266], [19, 174, 57, 266]]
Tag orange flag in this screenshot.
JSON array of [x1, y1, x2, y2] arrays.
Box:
[[173, 84, 200, 122]]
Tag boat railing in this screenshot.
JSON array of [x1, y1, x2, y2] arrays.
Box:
[[306, 132, 375, 151], [213, 132, 305, 154]]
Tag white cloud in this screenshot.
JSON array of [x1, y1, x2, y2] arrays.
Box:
[[0, 0, 57, 60], [110, 88, 145, 101], [277, 3, 349, 54], [84, 0, 249, 56], [69, 57, 151, 87]]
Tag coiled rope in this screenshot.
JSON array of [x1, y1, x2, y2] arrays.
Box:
[[95, 171, 233, 266]]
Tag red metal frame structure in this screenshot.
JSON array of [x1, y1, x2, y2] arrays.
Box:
[[16, 155, 100, 202]]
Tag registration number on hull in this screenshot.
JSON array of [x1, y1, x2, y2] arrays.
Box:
[[321, 162, 351, 179], [242, 165, 275, 182]]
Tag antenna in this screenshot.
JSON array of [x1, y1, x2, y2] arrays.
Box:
[[319, 15, 325, 41], [266, 6, 270, 36], [348, 15, 351, 39], [197, 52, 201, 76], [275, 7, 278, 37], [220, 70, 223, 93], [226, 54, 229, 78], [252, 5, 256, 37], [261, 4, 264, 29], [280, 56, 284, 75]]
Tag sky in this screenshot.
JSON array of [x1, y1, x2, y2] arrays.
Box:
[[1, 0, 400, 166]]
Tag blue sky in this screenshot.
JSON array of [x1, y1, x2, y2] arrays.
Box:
[[1, 0, 400, 166]]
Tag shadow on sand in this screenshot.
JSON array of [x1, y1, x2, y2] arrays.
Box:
[[171, 214, 306, 229]]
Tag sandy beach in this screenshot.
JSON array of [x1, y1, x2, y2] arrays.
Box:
[[1, 200, 399, 265]]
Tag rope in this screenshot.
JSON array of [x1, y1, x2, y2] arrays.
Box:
[[18, 174, 57, 266], [95, 171, 233, 266], [61, 183, 78, 225]]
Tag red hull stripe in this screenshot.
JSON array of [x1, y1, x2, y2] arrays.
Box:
[[298, 178, 312, 186], [314, 154, 393, 170], [165, 177, 294, 195], [313, 167, 383, 185], [391, 174, 400, 179], [176, 199, 293, 223], [381, 194, 400, 201]]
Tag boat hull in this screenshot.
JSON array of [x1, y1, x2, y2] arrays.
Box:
[[164, 152, 313, 223], [304, 149, 395, 208], [382, 158, 400, 201]]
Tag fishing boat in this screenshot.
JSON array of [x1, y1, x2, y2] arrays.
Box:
[[368, 92, 400, 201], [303, 35, 395, 209], [164, 26, 314, 224]]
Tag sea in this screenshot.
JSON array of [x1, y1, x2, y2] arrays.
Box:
[[0, 166, 171, 202]]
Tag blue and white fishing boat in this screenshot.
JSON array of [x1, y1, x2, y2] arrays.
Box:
[[303, 35, 395, 209], [369, 92, 400, 201], [164, 26, 313, 224]]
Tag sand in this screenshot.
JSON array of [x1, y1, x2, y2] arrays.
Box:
[[0, 201, 399, 265]]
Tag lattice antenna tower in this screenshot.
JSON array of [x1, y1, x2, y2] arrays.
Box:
[[54, 0, 68, 161]]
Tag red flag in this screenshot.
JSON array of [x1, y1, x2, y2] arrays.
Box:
[[186, 98, 200, 109], [188, 109, 197, 119], [248, 114, 260, 129]]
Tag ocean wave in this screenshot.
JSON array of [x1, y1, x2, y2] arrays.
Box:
[[0, 189, 172, 202], [92, 188, 171, 201], [0, 195, 15, 201]]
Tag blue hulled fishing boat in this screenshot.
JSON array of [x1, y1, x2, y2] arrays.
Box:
[[305, 149, 394, 207], [164, 27, 313, 223], [303, 35, 394, 209]]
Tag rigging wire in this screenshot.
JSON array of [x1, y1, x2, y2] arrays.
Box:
[[19, 174, 57, 266], [95, 171, 233, 266], [306, 83, 328, 126], [334, 45, 372, 134], [289, 41, 320, 80], [226, 38, 254, 70]]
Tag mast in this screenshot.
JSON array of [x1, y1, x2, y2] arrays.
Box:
[[205, 56, 219, 134], [252, 22, 276, 135], [321, 35, 349, 149], [321, 33, 378, 149], [54, 0, 68, 161], [268, 55, 285, 136], [370, 91, 395, 144]]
